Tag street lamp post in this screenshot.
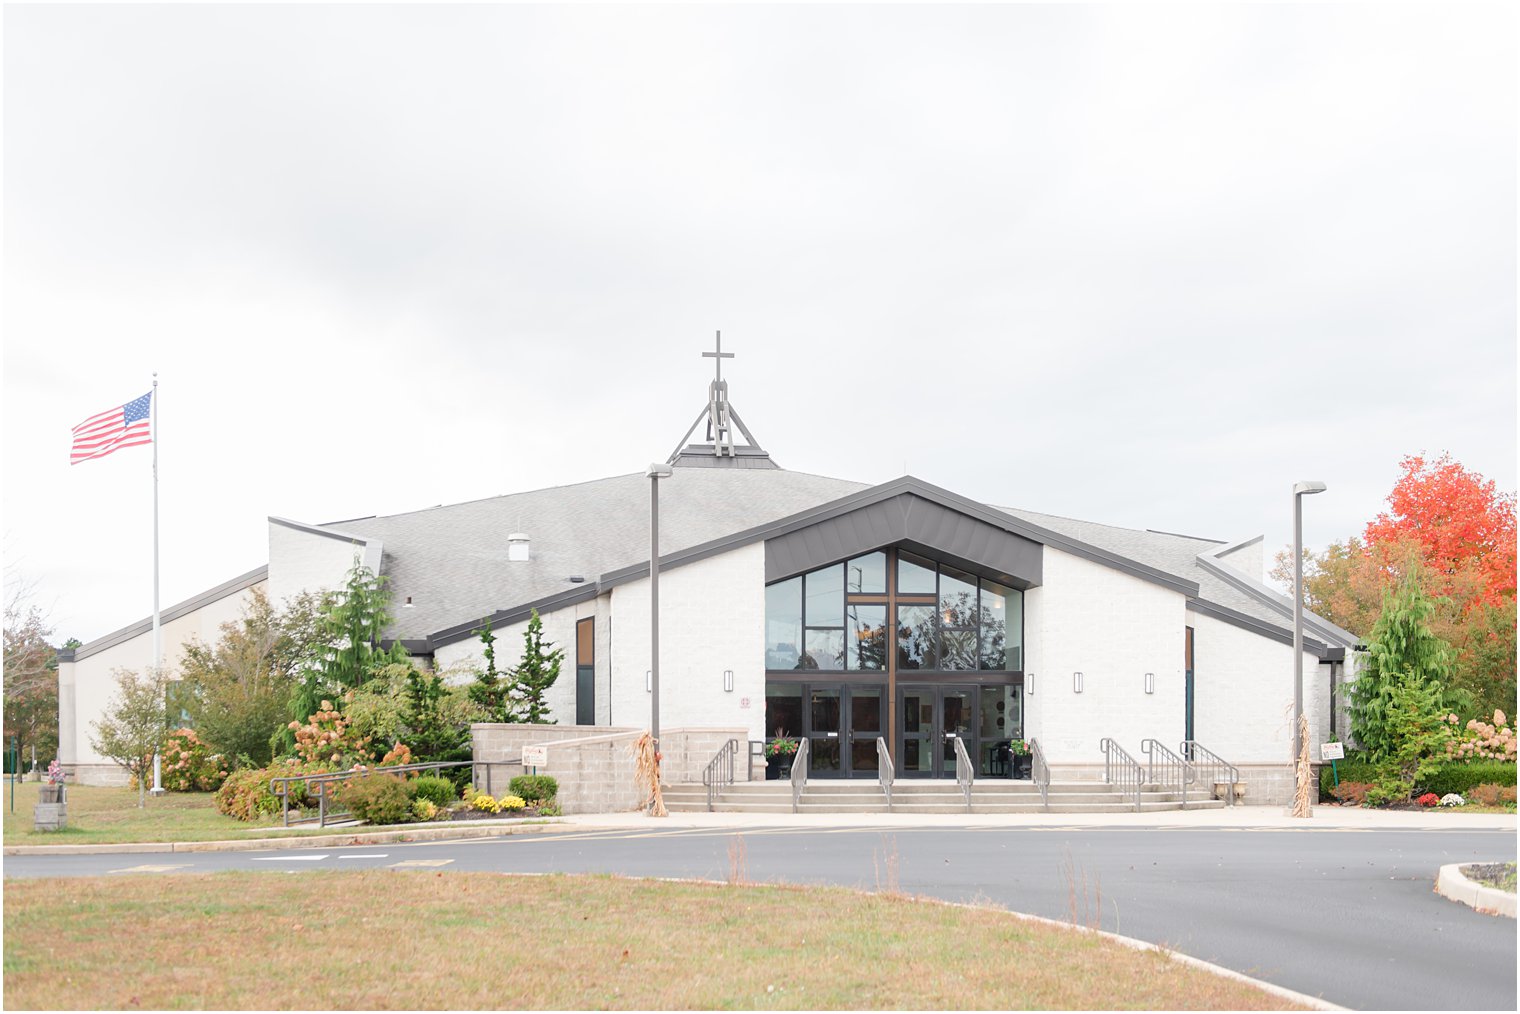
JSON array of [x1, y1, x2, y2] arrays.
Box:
[[647, 463, 673, 746], [1292, 479, 1327, 816]]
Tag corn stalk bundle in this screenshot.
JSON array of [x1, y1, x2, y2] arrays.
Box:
[[633, 731, 667, 817], [1291, 713, 1313, 818]]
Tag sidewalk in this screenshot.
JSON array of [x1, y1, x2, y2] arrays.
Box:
[[555, 804, 1518, 832], [6, 804, 1511, 855]]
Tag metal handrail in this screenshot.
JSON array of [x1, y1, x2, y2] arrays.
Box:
[[1029, 737, 1051, 811], [270, 758, 520, 828], [1180, 740, 1240, 806], [747, 740, 766, 782], [701, 738, 739, 812], [1098, 737, 1143, 812], [951, 734, 974, 812], [876, 736, 894, 812], [790, 737, 809, 813], [1141, 738, 1194, 810]]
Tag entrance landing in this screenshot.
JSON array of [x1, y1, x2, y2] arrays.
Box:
[[665, 780, 1227, 815]]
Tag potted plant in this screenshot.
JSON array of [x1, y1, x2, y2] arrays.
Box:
[[1008, 739, 1032, 780], [764, 733, 800, 780]]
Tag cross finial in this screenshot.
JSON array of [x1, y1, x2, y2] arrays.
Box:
[[702, 330, 734, 385]]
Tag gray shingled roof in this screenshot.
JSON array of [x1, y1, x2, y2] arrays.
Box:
[[305, 465, 1350, 654], [320, 467, 868, 641]]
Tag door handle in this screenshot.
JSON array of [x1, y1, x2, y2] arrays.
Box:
[[826, 732, 838, 738]]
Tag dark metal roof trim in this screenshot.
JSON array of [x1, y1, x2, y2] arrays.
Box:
[[1186, 597, 1334, 658], [428, 584, 602, 649], [72, 565, 270, 661], [269, 515, 370, 545], [1194, 545, 1357, 647]]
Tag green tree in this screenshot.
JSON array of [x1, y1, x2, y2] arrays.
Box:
[[180, 587, 324, 766], [508, 610, 564, 724], [468, 618, 513, 722], [402, 663, 470, 764], [1350, 566, 1454, 761], [90, 667, 173, 807], [285, 562, 400, 744], [1364, 670, 1453, 806]]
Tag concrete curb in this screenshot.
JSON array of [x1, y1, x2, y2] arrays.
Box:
[[0, 818, 617, 856], [1435, 862, 1517, 918]]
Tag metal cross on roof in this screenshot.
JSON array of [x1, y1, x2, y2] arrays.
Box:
[[702, 330, 734, 384]]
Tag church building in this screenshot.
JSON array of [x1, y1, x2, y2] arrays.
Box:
[[58, 346, 1357, 805]]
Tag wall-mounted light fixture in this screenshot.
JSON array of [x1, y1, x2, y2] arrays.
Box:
[[1144, 672, 1155, 695], [1073, 671, 1084, 694], [645, 670, 652, 693], [1025, 673, 1034, 696], [723, 669, 734, 693]]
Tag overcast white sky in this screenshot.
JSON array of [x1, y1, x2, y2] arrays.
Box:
[[4, 3, 1515, 644]]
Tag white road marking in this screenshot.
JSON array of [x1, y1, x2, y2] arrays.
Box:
[[336, 853, 389, 859], [250, 854, 330, 861], [390, 859, 453, 868]]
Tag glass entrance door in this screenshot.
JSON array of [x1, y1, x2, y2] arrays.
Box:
[[801, 683, 886, 778], [897, 685, 977, 778]]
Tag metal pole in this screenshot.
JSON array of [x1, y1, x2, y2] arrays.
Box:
[[650, 470, 660, 747], [1293, 489, 1304, 770], [151, 373, 163, 796]]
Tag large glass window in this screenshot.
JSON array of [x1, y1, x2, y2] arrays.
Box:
[[765, 682, 804, 739], [978, 581, 1022, 670], [897, 604, 938, 670], [847, 552, 887, 594], [765, 578, 803, 670], [897, 552, 937, 595], [847, 604, 887, 670], [768, 550, 1024, 673]]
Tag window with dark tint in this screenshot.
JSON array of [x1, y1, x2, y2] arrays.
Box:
[[897, 551, 937, 595], [897, 604, 938, 670], [846, 552, 887, 594], [847, 604, 887, 670], [765, 682, 803, 739], [765, 578, 802, 670]]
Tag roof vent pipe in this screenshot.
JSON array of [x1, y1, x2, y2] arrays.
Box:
[[507, 533, 530, 562]]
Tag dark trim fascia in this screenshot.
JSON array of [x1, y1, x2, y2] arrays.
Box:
[[429, 584, 602, 649], [268, 515, 370, 546], [1195, 545, 1357, 647], [1186, 597, 1334, 658], [57, 648, 75, 663], [382, 638, 435, 656], [73, 565, 270, 661]]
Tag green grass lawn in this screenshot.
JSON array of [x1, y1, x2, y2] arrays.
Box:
[[2, 871, 1307, 1010], [1, 780, 312, 846]]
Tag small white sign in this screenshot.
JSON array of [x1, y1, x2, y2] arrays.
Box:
[[1321, 742, 1345, 761], [522, 745, 549, 767]]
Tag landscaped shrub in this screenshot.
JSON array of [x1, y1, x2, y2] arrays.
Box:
[[1319, 755, 1391, 800], [408, 775, 456, 807], [214, 761, 328, 821], [410, 798, 440, 822], [1467, 783, 1518, 807], [1415, 760, 1517, 797], [509, 775, 558, 803], [159, 729, 229, 792], [1330, 781, 1374, 806], [1441, 710, 1517, 763], [1416, 792, 1440, 807], [497, 794, 527, 812], [342, 773, 411, 826]]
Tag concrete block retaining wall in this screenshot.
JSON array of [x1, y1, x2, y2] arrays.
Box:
[[471, 724, 756, 814]]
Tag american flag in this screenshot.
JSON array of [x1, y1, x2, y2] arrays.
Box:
[[70, 391, 153, 465]]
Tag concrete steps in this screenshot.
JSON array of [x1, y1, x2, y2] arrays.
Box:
[[662, 780, 1227, 814]]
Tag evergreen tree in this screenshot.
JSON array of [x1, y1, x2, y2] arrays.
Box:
[[284, 561, 398, 743], [468, 618, 513, 722], [508, 610, 564, 724], [1351, 565, 1454, 760]]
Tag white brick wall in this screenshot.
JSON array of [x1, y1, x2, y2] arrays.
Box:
[[267, 521, 375, 609], [62, 580, 266, 783], [434, 598, 597, 725], [1188, 609, 1330, 766], [1027, 548, 1188, 766], [609, 543, 766, 742]]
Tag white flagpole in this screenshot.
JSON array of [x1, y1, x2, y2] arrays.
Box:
[[150, 372, 163, 796]]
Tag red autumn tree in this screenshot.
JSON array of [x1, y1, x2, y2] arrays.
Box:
[[1363, 453, 1517, 614]]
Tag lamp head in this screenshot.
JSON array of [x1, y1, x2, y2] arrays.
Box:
[[1293, 480, 1327, 496], [646, 463, 674, 479]]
